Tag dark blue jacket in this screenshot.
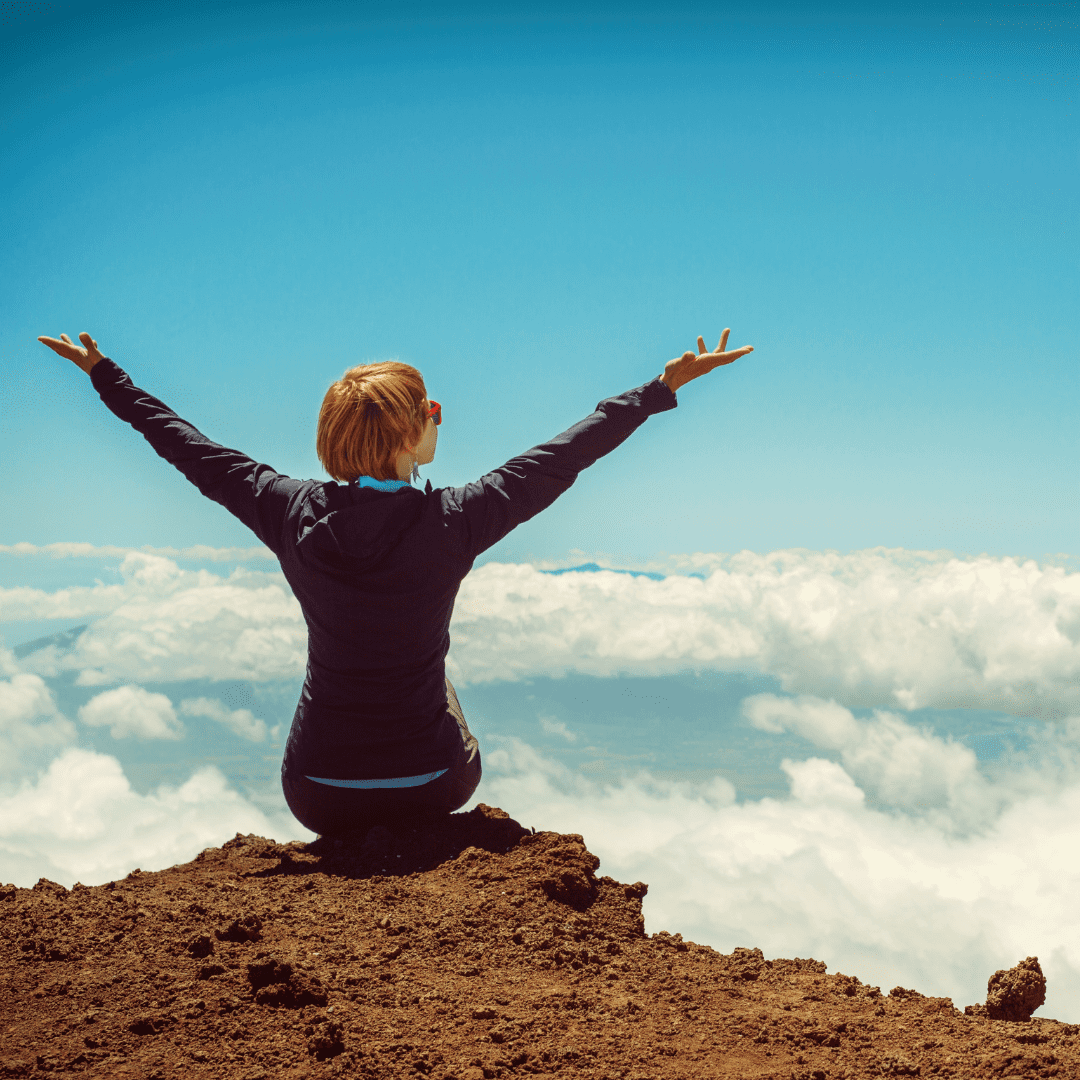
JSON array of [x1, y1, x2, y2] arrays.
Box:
[[90, 359, 678, 779]]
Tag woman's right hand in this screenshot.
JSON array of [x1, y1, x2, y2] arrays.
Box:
[[37, 331, 105, 374], [660, 329, 753, 393]]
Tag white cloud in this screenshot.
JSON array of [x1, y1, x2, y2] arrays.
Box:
[[449, 551, 1080, 717], [0, 671, 77, 776], [0, 747, 310, 888], [74, 668, 114, 686], [11, 552, 305, 684], [475, 725, 1080, 1022], [538, 714, 577, 742], [78, 685, 184, 740], [783, 756, 867, 808], [179, 697, 268, 742], [743, 694, 998, 831], [2, 580, 128, 622]]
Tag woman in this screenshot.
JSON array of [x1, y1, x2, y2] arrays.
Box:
[[38, 328, 753, 836]]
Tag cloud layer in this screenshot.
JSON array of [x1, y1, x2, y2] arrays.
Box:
[[8, 552, 305, 684], [10, 546, 1080, 719], [450, 551, 1080, 716]]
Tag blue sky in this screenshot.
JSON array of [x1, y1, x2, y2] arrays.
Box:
[[2, 0, 1077, 563], [4, 0, 1080, 1021]]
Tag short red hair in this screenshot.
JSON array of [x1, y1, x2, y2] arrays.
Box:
[[317, 361, 428, 483]]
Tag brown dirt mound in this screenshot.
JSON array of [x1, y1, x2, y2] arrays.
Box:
[[2, 803, 1078, 1079]]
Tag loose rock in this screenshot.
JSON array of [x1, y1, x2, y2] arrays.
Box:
[[986, 956, 1047, 1021]]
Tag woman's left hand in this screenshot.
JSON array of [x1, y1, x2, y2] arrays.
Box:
[[661, 329, 753, 393], [38, 332, 105, 374]]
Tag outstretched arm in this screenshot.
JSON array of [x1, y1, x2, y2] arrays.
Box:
[[38, 331, 302, 554], [450, 327, 754, 559]]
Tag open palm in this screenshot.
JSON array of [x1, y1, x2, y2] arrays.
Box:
[[37, 332, 105, 374], [661, 329, 753, 393]]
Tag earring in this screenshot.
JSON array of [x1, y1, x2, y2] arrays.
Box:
[[411, 457, 420, 483]]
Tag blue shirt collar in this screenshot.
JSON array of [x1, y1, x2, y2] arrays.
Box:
[[355, 475, 411, 492]]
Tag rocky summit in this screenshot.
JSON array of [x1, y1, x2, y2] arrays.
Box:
[[2, 804, 1078, 1079]]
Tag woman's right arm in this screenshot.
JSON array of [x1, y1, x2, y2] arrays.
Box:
[[38, 332, 303, 554], [448, 329, 753, 559]]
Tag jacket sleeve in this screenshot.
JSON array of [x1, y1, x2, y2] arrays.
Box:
[[89, 359, 303, 554], [446, 376, 677, 560]]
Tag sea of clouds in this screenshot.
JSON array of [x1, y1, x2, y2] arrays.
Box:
[[2, 542, 1080, 1019]]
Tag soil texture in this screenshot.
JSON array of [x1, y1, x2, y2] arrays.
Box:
[[2, 803, 1078, 1079]]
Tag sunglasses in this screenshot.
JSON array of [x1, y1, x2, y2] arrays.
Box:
[[427, 399, 442, 426]]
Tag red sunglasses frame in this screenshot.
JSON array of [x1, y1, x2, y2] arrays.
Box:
[[427, 399, 442, 426]]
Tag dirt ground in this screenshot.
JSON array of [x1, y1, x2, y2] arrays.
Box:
[[2, 803, 1077, 1079]]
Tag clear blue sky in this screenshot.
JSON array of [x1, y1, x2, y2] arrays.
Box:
[[2, 0, 1076, 564]]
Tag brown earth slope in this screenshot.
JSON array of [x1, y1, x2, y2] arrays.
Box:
[[2, 804, 1077, 1079]]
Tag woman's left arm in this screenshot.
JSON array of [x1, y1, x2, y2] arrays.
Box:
[[444, 330, 753, 560], [38, 332, 302, 554], [446, 376, 676, 561]]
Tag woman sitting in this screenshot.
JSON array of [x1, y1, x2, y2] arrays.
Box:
[[38, 328, 753, 836]]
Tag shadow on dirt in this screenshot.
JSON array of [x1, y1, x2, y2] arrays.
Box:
[[240, 803, 534, 882]]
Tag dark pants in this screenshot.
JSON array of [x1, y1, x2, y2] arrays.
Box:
[[281, 679, 481, 837]]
